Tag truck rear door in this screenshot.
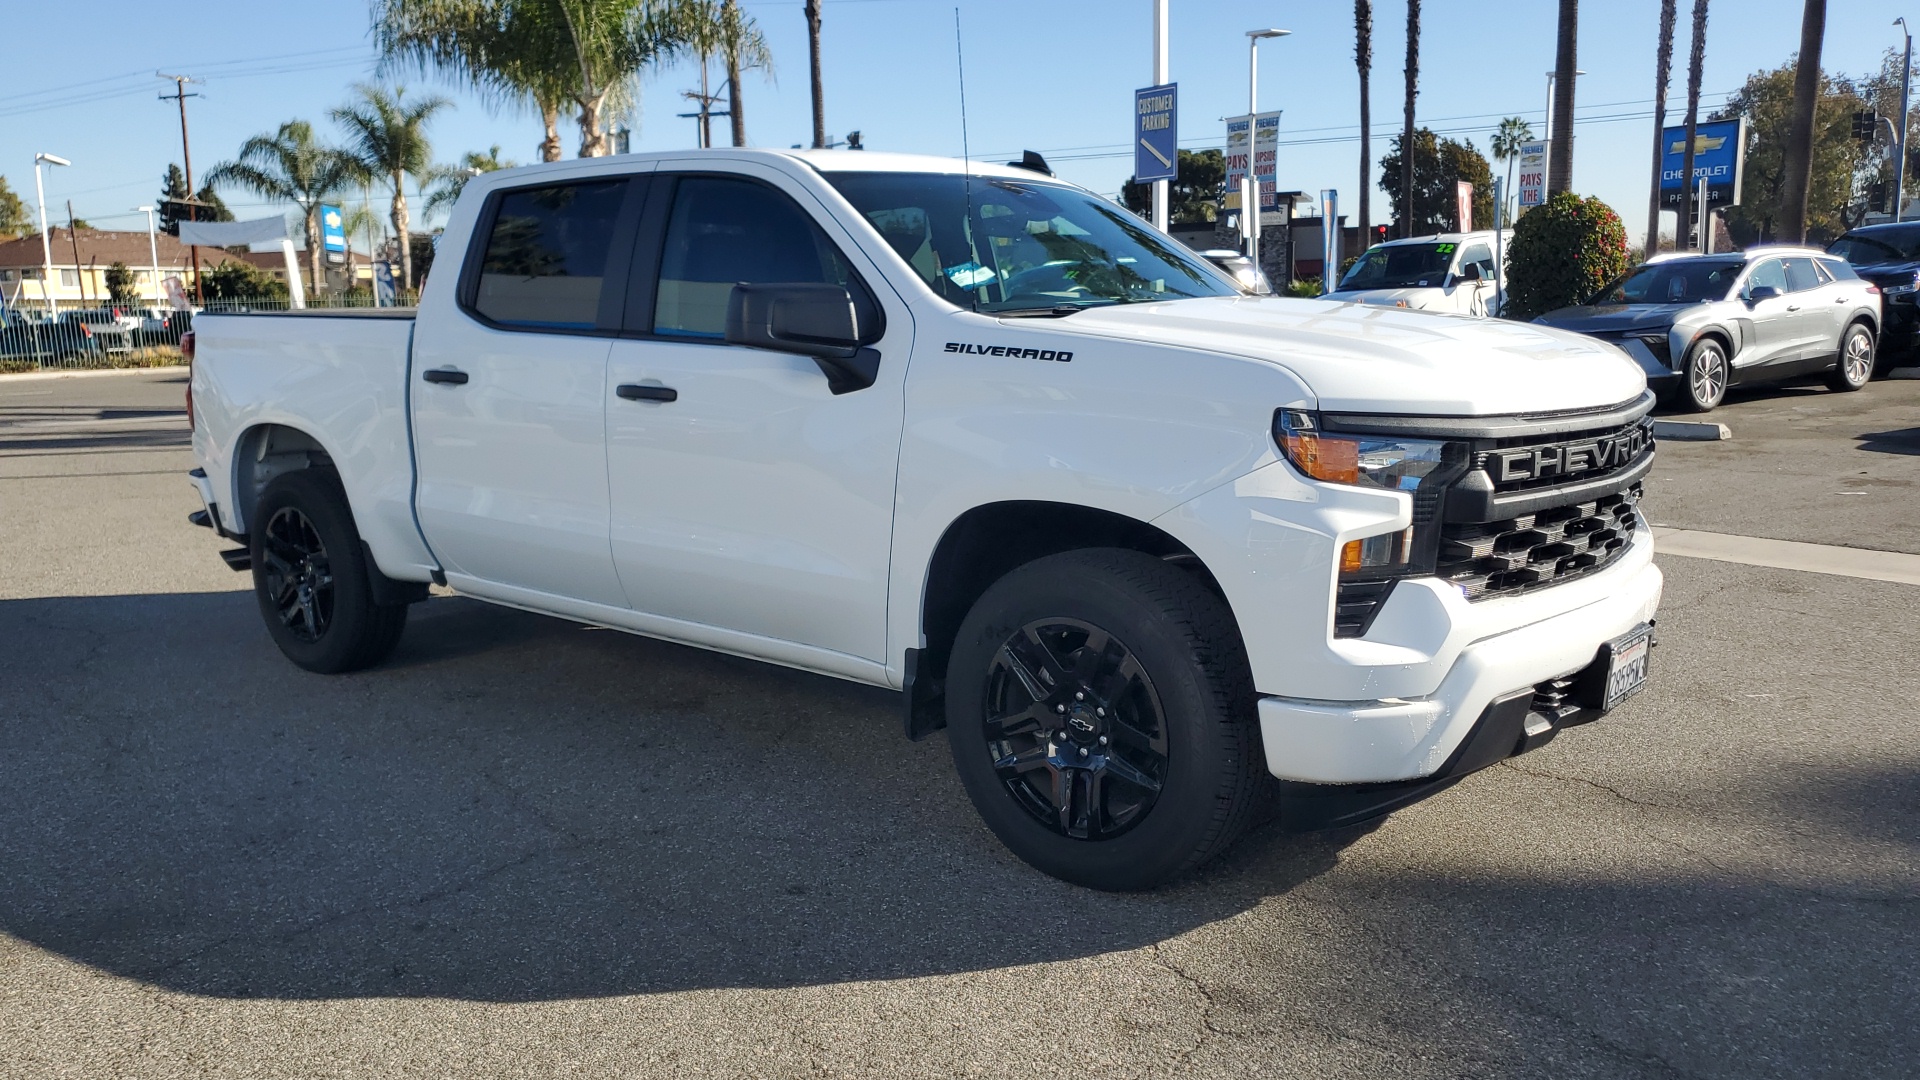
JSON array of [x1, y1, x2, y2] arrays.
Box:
[[410, 172, 647, 607]]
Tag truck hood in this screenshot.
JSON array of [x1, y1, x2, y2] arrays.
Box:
[[1048, 296, 1645, 415], [1321, 287, 1447, 310], [1534, 303, 1686, 335]]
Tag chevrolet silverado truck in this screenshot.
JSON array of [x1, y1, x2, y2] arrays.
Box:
[[186, 149, 1662, 890]]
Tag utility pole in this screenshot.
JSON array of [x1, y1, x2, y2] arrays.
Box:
[[157, 73, 203, 305], [1151, 0, 1169, 232], [1896, 18, 1913, 222], [66, 201, 87, 305]]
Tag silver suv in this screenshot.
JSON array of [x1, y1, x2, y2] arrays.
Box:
[[1534, 247, 1882, 412]]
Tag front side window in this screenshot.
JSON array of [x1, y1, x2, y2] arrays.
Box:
[[1458, 244, 1495, 279], [827, 172, 1235, 313], [1591, 259, 1743, 304], [1744, 259, 1789, 296], [473, 179, 628, 330], [652, 176, 861, 338]]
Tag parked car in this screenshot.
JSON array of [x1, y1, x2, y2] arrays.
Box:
[[1323, 231, 1510, 316], [186, 148, 1663, 890], [1827, 221, 1920, 365], [1196, 249, 1272, 295], [1533, 248, 1881, 412], [58, 308, 137, 355]]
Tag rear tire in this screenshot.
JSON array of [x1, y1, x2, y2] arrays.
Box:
[[249, 469, 408, 674], [1680, 337, 1729, 412], [945, 549, 1265, 891], [1827, 323, 1874, 393]]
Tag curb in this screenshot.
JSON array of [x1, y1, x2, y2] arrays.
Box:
[[1887, 366, 1920, 380], [0, 365, 188, 383], [1651, 419, 1731, 441]]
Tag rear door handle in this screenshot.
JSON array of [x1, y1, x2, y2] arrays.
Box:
[[422, 368, 469, 385], [1786, 304, 1801, 311], [617, 383, 678, 402]]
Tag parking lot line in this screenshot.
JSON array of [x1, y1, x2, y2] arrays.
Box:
[[1653, 527, 1920, 587]]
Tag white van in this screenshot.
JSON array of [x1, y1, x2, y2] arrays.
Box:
[[1325, 231, 1511, 316]]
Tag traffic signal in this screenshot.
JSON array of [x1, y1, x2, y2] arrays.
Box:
[[1372, 224, 1388, 246], [1854, 110, 1878, 142]]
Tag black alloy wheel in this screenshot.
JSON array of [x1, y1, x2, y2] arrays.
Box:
[[984, 618, 1170, 840], [259, 506, 334, 643]]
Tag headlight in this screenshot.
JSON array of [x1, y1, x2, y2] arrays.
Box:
[[1275, 410, 1461, 577]]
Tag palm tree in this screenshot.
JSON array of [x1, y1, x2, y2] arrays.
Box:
[[1490, 117, 1534, 223], [424, 145, 518, 219], [677, 0, 771, 147], [1779, 0, 1827, 242], [331, 84, 449, 292], [1355, 0, 1373, 242], [203, 120, 355, 295], [804, 0, 825, 148], [1677, 0, 1710, 250], [1547, 0, 1578, 194], [1401, 0, 1419, 237], [1646, 0, 1678, 256]]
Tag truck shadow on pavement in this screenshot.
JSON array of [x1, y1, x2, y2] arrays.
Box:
[[1856, 426, 1920, 456], [0, 590, 1360, 1002]]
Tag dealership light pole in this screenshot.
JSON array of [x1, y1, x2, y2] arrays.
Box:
[[32, 152, 69, 313], [1896, 18, 1912, 222], [1543, 68, 1586, 141], [1245, 28, 1290, 271], [132, 206, 161, 304], [1151, 0, 1169, 231]]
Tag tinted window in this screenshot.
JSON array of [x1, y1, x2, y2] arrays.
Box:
[[653, 177, 859, 338], [1338, 242, 1456, 290], [1591, 259, 1743, 304], [1830, 225, 1920, 263], [1782, 256, 1821, 292], [1458, 243, 1495, 279], [1821, 258, 1862, 281], [1745, 259, 1789, 295], [474, 180, 628, 330]]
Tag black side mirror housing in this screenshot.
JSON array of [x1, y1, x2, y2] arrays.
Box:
[[1747, 284, 1782, 304], [725, 282, 880, 394]]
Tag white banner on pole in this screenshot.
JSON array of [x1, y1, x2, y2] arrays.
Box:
[[1516, 140, 1549, 212]]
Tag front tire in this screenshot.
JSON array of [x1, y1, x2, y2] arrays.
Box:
[[1827, 323, 1874, 393], [1680, 337, 1730, 412], [946, 549, 1265, 891], [249, 470, 408, 674]]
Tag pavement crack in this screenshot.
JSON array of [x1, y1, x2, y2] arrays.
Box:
[[1147, 941, 1231, 1076], [1499, 761, 1683, 812]]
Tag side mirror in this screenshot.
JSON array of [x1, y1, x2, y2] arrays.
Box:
[[1747, 284, 1782, 304], [726, 282, 880, 394]]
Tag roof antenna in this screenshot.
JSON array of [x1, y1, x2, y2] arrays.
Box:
[[955, 6, 978, 312]]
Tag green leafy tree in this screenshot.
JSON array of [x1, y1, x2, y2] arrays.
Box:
[[158, 166, 235, 236], [332, 84, 450, 290], [1505, 191, 1629, 320], [1121, 149, 1227, 225], [203, 120, 356, 294], [1379, 128, 1494, 233], [200, 260, 289, 302], [104, 262, 139, 305], [1714, 59, 1868, 245], [1489, 117, 1534, 222], [679, 0, 772, 146], [424, 145, 518, 219], [0, 177, 33, 239]]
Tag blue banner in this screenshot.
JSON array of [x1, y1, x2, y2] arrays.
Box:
[[320, 204, 347, 265], [1659, 118, 1746, 208], [1134, 83, 1178, 183]]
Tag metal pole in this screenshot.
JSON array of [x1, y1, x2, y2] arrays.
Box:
[[1697, 177, 1711, 252], [33, 159, 52, 314], [1151, 0, 1169, 232], [1248, 37, 1261, 274], [160, 74, 203, 305], [66, 201, 86, 306], [136, 207, 161, 305], [1897, 19, 1912, 223], [1493, 176, 1506, 316], [1544, 72, 1555, 141], [1320, 189, 1339, 295]]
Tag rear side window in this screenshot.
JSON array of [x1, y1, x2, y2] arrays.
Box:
[[1821, 258, 1861, 281], [473, 180, 628, 330], [1782, 256, 1822, 293], [652, 176, 862, 339]]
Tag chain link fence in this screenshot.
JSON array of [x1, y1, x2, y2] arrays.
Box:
[[1, 294, 419, 373]]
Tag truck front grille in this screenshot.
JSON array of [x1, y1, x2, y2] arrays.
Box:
[[1437, 484, 1642, 600]]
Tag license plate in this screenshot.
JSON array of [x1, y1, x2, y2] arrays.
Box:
[[1602, 624, 1653, 710]]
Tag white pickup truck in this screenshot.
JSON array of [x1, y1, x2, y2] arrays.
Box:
[[187, 149, 1662, 890]]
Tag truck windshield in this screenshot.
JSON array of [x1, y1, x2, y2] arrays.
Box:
[[1590, 259, 1742, 305], [1337, 243, 1456, 290], [824, 172, 1238, 313], [1829, 226, 1920, 265]]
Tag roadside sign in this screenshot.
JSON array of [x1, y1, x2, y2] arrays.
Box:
[[1516, 140, 1548, 211], [1224, 111, 1283, 212], [1224, 116, 1251, 210], [320, 204, 348, 266], [1134, 83, 1178, 183], [1660, 117, 1747, 209], [162, 275, 188, 309], [373, 261, 395, 306], [1456, 181, 1474, 232]]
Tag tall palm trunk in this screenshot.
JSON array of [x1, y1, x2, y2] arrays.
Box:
[[1401, 0, 1419, 237], [390, 171, 412, 292], [1356, 0, 1372, 242], [1548, 0, 1578, 193], [726, 0, 747, 146], [1646, 0, 1677, 256], [805, 0, 825, 148], [1677, 0, 1710, 250], [1779, 0, 1827, 242], [539, 100, 564, 163], [576, 91, 609, 157], [305, 206, 325, 297]]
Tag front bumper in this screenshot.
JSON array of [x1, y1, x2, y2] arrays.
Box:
[[1256, 536, 1662, 786]]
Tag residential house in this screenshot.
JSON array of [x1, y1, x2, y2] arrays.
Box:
[[0, 226, 239, 309]]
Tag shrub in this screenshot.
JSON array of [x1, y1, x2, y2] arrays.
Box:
[[1285, 277, 1323, 298], [1504, 191, 1629, 320], [200, 260, 289, 302]]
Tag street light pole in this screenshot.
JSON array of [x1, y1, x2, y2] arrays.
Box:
[[32, 153, 69, 314], [1245, 29, 1290, 273], [1151, 0, 1169, 232], [1896, 18, 1912, 223], [133, 206, 161, 305], [1543, 69, 1586, 142]]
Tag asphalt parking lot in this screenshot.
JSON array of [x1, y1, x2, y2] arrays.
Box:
[[2, 368, 1916, 1078]]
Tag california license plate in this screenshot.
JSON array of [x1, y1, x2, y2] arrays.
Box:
[[1602, 624, 1653, 710]]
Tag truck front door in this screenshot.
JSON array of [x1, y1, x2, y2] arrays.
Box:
[[602, 168, 907, 663]]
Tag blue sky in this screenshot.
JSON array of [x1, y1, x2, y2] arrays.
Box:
[[0, 0, 1906, 248]]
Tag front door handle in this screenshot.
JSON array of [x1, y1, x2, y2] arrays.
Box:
[[422, 368, 469, 385], [1786, 304, 1801, 311], [617, 383, 678, 402]]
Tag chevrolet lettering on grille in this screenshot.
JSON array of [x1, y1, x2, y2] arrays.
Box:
[[1486, 427, 1651, 484]]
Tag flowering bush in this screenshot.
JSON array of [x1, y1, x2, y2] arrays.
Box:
[[1504, 192, 1630, 320]]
